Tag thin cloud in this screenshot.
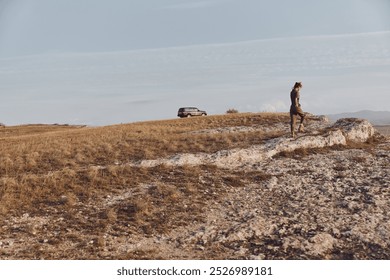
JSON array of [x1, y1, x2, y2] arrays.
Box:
[[259, 100, 288, 113], [163, 0, 230, 10]]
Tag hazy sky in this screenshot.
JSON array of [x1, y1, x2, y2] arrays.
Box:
[[1, 0, 390, 57], [0, 0, 389, 125]]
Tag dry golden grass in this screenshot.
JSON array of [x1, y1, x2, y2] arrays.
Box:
[[0, 113, 286, 216]]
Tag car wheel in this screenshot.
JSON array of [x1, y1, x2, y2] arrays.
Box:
[[187, 114, 192, 117]]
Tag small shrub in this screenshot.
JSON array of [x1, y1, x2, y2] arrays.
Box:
[[226, 108, 239, 114]]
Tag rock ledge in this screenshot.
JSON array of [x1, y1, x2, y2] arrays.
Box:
[[138, 118, 376, 168]]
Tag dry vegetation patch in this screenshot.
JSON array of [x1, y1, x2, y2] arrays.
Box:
[[1, 113, 281, 216]]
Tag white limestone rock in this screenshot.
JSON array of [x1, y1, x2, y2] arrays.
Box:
[[332, 118, 375, 142]]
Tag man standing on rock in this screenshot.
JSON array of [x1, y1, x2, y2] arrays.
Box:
[[290, 82, 306, 138]]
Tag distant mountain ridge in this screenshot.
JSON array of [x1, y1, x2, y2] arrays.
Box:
[[327, 110, 390, 125]]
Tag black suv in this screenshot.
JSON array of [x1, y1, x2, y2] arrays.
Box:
[[177, 107, 207, 118]]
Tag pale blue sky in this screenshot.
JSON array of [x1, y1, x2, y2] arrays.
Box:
[[1, 0, 389, 57], [0, 0, 389, 125]]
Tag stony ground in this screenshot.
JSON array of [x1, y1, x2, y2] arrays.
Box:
[[0, 119, 389, 259]]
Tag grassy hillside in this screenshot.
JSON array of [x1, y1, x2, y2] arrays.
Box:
[[0, 113, 289, 257], [0, 113, 286, 210], [0, 113, 388, 259]]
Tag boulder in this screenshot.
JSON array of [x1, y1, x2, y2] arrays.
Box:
[[332, 118, 375, 142]]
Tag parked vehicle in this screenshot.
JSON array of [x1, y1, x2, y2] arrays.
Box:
[[177, 107, 207, 118]]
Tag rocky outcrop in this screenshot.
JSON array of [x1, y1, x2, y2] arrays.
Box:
[[332, 118, 376, 142], [138, 118, 377, 168]]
